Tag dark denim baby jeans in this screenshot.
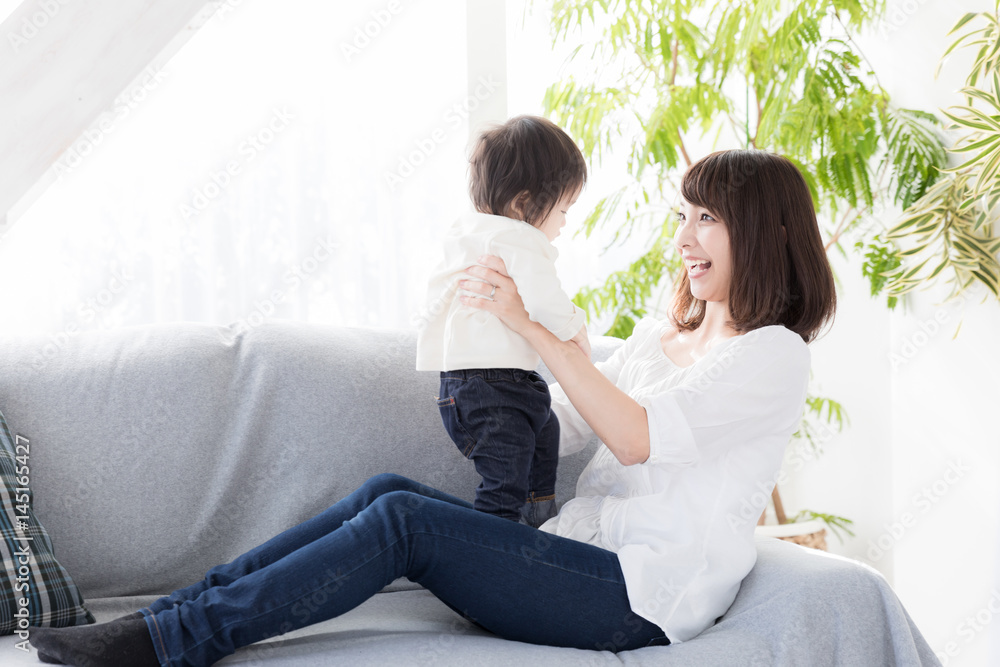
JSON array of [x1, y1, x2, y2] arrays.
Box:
[[437, 368, 559, 527]]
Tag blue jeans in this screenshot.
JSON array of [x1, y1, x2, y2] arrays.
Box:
[[140, 474, 668, 666], [437, 368, 559, 526]]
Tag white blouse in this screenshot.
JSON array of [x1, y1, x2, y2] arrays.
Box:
[[540, 317, 810, 643]]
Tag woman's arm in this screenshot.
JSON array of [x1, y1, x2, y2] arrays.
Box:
[[460, 256, 651, 466]]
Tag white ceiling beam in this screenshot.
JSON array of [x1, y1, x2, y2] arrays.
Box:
[[0, 0, 216, 223]]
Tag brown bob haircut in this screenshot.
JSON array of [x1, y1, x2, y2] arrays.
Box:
[[469, 115, 587, 227], [670, 150, 837, 344]]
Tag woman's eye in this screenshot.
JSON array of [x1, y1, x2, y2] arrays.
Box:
[[700, 213, 715, 222]]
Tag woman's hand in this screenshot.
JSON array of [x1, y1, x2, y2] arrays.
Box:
[[459, 255, 542, 338], [461, 254, 649, 466]]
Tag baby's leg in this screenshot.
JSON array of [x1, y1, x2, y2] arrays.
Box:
[[464, 400, 536, 522], [523, 407, 559, 527], [439, 370, 541, 522]]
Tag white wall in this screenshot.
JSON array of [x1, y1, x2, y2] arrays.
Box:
[[788, 2, 1000, 665], [782, 252, 896, 567]]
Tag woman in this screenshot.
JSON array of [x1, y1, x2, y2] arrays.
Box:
[[31, 149, 835, 666]]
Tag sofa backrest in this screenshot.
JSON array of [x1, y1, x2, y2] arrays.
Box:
[[0, 322, 619, 599]]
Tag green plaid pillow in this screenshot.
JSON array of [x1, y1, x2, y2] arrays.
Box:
[[0, 408, 94, 638]]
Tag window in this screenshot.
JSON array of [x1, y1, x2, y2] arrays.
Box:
[[0, 0, 472, 334]]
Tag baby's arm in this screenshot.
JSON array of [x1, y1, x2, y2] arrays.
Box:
[[488, 230, 585, 343]]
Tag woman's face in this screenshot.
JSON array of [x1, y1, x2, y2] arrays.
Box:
[[674, 199, 732, 304]]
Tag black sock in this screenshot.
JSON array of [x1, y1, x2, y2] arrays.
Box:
[[30, 616, 157, 667], [35, 649, 64, 664], [35, 613, 145, 664]]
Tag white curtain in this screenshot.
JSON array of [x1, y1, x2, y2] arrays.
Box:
[[0, 0, 470, 336]]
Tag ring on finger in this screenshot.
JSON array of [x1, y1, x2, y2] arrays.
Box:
[[489, 284, 497, 299]]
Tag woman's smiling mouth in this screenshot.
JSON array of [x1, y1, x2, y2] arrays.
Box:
[[686, 258, 712, 279]]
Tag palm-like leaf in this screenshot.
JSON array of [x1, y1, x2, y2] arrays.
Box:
[[881, 108, 947, 209], [886, 173, 1000, 298]]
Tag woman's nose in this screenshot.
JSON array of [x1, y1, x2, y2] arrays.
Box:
[[673, 218, 694, 250]]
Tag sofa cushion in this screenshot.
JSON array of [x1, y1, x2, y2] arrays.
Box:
[[0, 408, 95, 635], [0, 322, 619, 600]]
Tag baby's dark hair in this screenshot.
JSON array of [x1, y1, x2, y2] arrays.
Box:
[[468, 115, 587, 227]]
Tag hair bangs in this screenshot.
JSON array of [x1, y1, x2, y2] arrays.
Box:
[[680, 154, 733, 219]]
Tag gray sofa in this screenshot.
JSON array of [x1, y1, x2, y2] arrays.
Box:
[[0, 322, 940, 666]]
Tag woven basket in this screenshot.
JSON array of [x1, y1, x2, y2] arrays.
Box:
[[755, 518, 829, 552], [777, 528, 827, 551], [758, 487, 829, 551]]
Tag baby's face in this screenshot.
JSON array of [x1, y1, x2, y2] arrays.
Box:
[[537, 187, 581, 242]]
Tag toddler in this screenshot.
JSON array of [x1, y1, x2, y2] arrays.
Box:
[[415, 115, 590, 527]]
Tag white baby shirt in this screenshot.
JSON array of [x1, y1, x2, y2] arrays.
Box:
[[415, 211, 584, 372]]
